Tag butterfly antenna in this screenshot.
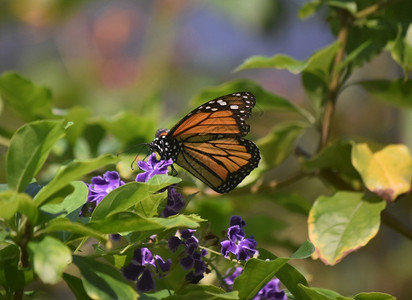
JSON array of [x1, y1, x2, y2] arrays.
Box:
[[255, 102, 264, 118], [125, 143, 150, 170]]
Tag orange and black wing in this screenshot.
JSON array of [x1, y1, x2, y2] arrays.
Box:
[[175, 137, 260, 193], [169, 92, 256, 141]]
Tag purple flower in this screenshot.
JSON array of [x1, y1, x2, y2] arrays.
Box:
[[122, 248, 171, 293], [223, 267, 287, 300], [136, 153, 173, 183], [81, 171, 125, 215], [168, 229, 207, 283], [221, 216, 258, 261], [87, 171, 125, 205], [223, 267, 243, 290], [253, 278, 287, 300], [135, 155, 185, 217], [110, 234, 121, 241], [160, 187, 185, 217]]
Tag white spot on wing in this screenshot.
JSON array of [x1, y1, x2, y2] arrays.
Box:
[[230, 105, 239, 109]]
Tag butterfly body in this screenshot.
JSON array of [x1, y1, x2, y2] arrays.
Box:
[[150, 92, 260, 193]]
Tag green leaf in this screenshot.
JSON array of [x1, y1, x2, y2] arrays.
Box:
[[64, 106, 92, 146], [235, 55, 311, 74], [141, 289, 172, 299], [327, 0, 357, 15], [258, 121, 307, 169], [41, 181, 88, 223], [234, 40, 339, 79], [353, 292, 396, 300], [88, 213, 204, 234], [0, 72, 54, 121], [27, 236, 72, 284], [0, 245, 34, 292], [17, 193, 39, 224], [60, 181, 88, 222], [63, 273, 92, 300], [345, 19, 397, 69], [91, 175, 180, 220], [389, 24, 412, 76], [0, 190, 38, 223], [96, 111, 156, 146], [352, 143, 412, 201], [298, 284, 342, 300], [73, 256, 138, 300], [137, 175, 181, 217], [146, 174, 181, 192], [33, 154, 118, 207], [308, 191, 386, 265], [290, 240, 315, 259], [137, 190, 167, 217], [0, 190, 21, 220], [301, 42, 341, 111], [6, 120, 66, 192], [173, 285, 239, 300], [298, 0, 323, 19], [233, 258, 289, 299], [302, 139, 361, 184], [338, 40, 373, 71], [40, 218, 107, 242], [258, 248, 309, 300], [91, 182, 147, 220], [358, 79, 412, 109]]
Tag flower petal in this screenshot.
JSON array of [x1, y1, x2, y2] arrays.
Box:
[[137, 269, 155, 293], [168, 236, 182, 252], [180, 255, 194, 270]]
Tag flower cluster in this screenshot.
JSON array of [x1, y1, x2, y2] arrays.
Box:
[[221, 216, 287, 300], [136, 153, 185, 217], [160, 186, 185, 217], [223, 266, 243, 290], [82, 157, 283, 297], [221, 215, 258, 260], [81, 171, 125, 215], [254, 278, 287, 300], [122, 248, 171, 293], [224, 267, 287, 300], [135, 153, 173, 183], [168, 229, 208, 283], [82, 153, 185, 218]]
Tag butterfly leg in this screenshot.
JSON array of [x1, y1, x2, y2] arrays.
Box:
[[171, 164, 179, 176]]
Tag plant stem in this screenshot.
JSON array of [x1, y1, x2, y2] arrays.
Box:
[[13, 218, 32, 300], [356, 0, 399, 19], [18, 219, 31, 269], [320, 9, 351, 148], [381, 210, 412, 241]]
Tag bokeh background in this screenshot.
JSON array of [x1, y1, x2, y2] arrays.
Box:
[[1, 0, 411, 298]]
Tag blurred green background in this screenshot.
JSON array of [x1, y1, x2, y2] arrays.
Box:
[[0, 0, 411, 298]]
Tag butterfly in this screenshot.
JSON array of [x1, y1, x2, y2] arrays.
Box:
[[149, 92, 260, 193]]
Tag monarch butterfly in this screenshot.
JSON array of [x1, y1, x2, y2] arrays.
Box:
[[149, 92, 260, 193]]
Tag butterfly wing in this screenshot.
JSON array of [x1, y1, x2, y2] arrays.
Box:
[[151, 92, 260, 193], [175, 136, 260, 193], [169, 92, 256, 140]]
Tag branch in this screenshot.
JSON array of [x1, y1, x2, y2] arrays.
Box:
[[381, 210, 412, 241], [320, 9, 351, 148], [356, 0, 400, 19]]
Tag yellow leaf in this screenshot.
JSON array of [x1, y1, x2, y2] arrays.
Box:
[[352, 143, 412, 201]]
